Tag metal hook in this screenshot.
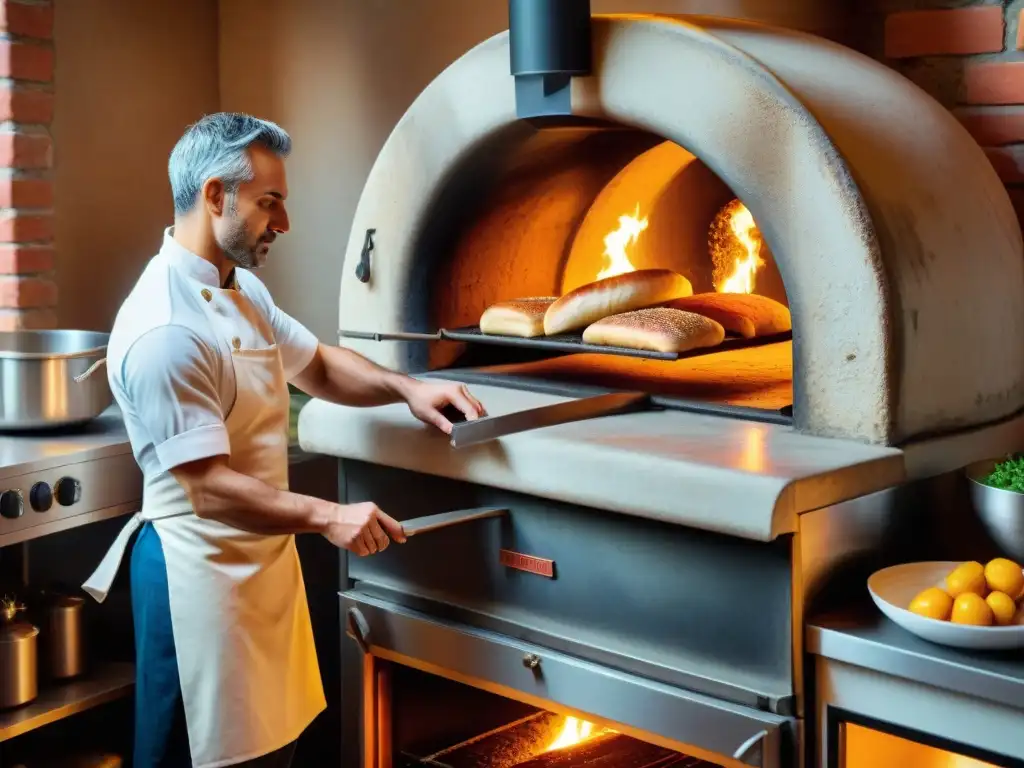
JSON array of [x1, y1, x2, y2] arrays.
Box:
[[355, 228, 376, 283]]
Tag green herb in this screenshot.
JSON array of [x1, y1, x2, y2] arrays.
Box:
[[984, 455, 1024, 493]]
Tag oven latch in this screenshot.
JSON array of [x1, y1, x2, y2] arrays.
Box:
[[355, 228, 375, 283], [345, 606, 372, 654]]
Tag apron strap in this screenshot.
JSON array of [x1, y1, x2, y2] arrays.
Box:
[[82, 508, 198, 603]]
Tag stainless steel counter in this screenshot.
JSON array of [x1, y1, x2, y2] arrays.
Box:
[[0, 406, 131, 479], [807, 608, 1024, 713]]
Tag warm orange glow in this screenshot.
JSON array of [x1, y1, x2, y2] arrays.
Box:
[[711, 200, 765, 294], [545, 717, 606, 752], [595, 203, 648, 280], [739, 426, 766, 473]]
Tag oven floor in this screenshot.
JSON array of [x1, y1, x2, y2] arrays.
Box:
[[458, 341, 792, 411]]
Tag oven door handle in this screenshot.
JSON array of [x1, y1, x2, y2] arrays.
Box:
[[733, 729, 768, 762], [346, 606, 372, 655], [400, 506, 508, 538]]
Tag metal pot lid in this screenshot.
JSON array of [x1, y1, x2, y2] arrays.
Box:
[[0, 622, 39, 642]]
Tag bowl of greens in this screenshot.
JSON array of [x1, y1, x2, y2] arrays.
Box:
[[966, 455, 1024, 562]]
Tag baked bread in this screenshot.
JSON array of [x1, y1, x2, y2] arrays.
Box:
[[582, 307, 725, 354], [665, 293, 791, 339], [544, 269, 692, 336], [479, 298, 557, 338]]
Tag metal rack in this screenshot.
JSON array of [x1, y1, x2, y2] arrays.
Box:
[[339, 326, 792, 362]]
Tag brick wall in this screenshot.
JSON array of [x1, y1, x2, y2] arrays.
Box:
[[0, 0, 53, 330], [881, 2, 1024, 231]]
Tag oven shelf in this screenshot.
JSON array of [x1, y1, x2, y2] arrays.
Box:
[[0, 662, 135, 743], [341, 326, 793, 362]]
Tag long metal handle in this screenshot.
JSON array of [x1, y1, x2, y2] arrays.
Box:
[[338, 329, 443, 342], [401, 507, 508, 537], [449, 391, 651, 449]]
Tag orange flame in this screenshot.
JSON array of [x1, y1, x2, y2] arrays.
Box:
[[545, 717, 606, 752], [595, 203, 647, 280], [711, 200, 764, 295]]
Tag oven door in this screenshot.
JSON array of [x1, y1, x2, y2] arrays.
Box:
[[342, 588, 794, 768]]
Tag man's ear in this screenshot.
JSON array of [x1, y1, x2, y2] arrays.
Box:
[[202, 178, 226, 216]]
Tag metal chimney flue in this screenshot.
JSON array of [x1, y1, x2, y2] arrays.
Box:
[[508, 0, 592, 118]]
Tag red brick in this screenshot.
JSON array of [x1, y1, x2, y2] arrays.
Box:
[[1018, 10, 1024, 51], [964, 62, 1024, 105], [0, 86, 52, 123], [0, 177, 51, 208], [0, 211, 52, 242], [0, 307, 55, 329], [885, 7, 1005, 58], [0, 244, 52, 274], [0, 1, 53, 40], [0, 132, 50, 169], [0, 276, 55, 308], [956, 107, 1024, 146], [0, 40, 52, 82]]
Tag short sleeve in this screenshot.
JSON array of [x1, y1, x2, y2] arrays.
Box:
[[266, 302, 319, 379], [120, 325, 230, 471], [237, 273, 319, 379]]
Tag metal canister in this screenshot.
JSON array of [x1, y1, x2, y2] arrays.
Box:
[[0, 596, 39, 709], [44, 592, 87, 680]]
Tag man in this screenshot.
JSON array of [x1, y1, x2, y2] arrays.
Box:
[[82, 113, 485, 768]]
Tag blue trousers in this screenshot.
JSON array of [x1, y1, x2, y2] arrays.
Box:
[[131, 522, 297, 768]]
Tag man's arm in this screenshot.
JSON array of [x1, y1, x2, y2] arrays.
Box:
[[171, 456, 404, 555], [123, 326, 403, 555], [291, 342, 416, 407], [292, 343, 487, 433]]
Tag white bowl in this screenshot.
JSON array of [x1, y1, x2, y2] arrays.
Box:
[[867, 561, 1024, 651]]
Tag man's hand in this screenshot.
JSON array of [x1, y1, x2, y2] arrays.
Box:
[[323, 501, 407, 556], [404, 379, 487, 434]]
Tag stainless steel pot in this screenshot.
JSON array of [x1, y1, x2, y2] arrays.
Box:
[[0, 596, 38, 709], [0, 330, 111, 430]]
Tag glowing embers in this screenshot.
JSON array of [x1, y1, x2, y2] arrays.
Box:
[[710, 200, 765, 295], [408, 710, 692, 767], [543, 716, 608, 753]]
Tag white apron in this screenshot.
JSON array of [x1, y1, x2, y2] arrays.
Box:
[[83, 309, 325, 767]]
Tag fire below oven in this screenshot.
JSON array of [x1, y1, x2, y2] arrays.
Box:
[[338, 462, 796, 768]]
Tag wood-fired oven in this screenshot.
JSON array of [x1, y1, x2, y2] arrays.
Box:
[[299, 3, 1024, 767]]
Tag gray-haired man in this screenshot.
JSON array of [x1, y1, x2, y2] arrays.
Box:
[[82, 113, 485, 767]]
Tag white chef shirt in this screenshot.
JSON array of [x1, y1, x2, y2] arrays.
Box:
[[107, 228, 319, 484]]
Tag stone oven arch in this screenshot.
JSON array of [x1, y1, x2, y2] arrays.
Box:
[[338, 14, 1024, 445]]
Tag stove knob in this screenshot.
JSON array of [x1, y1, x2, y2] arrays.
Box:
[[55, 477, 82, 507], [0, 489, 23, 520], [29, 482, 52, 512]]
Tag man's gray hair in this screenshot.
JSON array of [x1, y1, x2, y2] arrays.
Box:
[[168, 113, 291, 215]]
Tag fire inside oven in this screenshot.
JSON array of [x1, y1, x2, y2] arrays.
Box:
[[388, 664, 707, 768], [395, 123, 793, 423]]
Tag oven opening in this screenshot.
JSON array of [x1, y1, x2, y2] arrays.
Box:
[[404, 121, 793, 423], [390, 664, 706, 767]]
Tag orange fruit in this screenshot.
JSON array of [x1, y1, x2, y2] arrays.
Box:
[[908, 587, 953, 621], [950, 593, 994, 626], [945, 561, 988, 598], [986, 591, 1017, 626], [984, 558, 1024, 600]]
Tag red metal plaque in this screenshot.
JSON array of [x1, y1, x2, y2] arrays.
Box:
[[499, 549, 556, 579]]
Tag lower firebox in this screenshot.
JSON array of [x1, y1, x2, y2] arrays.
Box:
[[390, 666, 704, 767]]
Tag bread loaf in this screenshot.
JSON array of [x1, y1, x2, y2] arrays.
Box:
[[479, 298, 556, 338], [665, 293, 791, 338], [582, 307, 725, 354], [544, 269, 692, 336]]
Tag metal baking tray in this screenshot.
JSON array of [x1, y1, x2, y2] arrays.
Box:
[[340, 326, 792, 362]]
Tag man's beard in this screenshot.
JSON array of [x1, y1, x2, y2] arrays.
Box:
[[217, 199, 273, 270]]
